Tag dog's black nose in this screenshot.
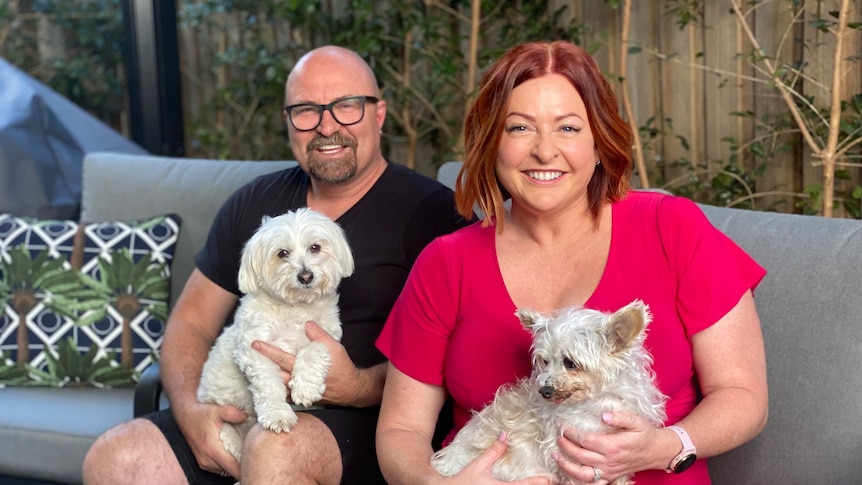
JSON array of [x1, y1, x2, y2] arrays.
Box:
[[539, 385, 554, 399], [297, 270, 314, 285]]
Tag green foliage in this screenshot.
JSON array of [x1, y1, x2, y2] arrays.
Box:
[[0, 351, 30, 387], [74, 248, 169, 326], [26, 338, 136, 388], [177, 0, 591, 165], [0, 1, 126, 127], [1, 246, 102, 320]]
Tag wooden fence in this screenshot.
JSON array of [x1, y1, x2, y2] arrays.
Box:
[[3, 0, 860, 216]]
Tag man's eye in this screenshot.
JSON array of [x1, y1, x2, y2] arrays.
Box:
[[277, 249, 290, 259], [293, 106, 316, 115]]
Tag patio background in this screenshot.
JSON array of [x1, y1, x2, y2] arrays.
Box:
[[1, 0, 860, 217]]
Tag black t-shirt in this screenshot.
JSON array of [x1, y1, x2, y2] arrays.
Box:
[[196, 161, 472, 368]]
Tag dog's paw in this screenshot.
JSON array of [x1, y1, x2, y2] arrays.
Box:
[[256, 402, 298, 433], [288, 378, 325, 407]]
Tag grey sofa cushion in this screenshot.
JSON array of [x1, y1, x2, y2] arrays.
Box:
[[81, 152, 296, 308], [701, 206, 862, 484], [0, 387, 135, 483]]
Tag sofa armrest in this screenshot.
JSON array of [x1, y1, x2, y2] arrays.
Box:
[[134, 363, 163, 417]]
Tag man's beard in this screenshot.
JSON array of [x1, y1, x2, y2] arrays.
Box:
[[306, 133, 358, 184]]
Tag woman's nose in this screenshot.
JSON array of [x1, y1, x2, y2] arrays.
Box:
[[531, 134, 559, 162]]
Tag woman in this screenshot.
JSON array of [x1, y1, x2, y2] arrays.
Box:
[[375, 40, 767, 485]]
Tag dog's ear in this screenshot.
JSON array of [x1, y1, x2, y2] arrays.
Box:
[[515, 308, 545, 332], [238, 232, 264, 294], [605, 300, 650, 354], [329, 224, 355, 280]]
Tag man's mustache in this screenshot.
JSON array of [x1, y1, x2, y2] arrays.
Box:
[[307, 133, 357, 151]]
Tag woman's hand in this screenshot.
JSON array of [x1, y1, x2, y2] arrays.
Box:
[[554, 410, 672, 483], [448, 433, 555, 485]]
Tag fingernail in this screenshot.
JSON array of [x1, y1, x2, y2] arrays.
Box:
[[498, 432, 507, 442], [602, 411, 613, 423], [551, 452, 559, 461]]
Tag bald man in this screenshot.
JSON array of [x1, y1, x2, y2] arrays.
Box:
[[83, 46, 471, 485]]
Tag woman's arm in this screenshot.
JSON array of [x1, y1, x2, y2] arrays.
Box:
[[678, 289, 769, 457], [376, 363, 449, 485], [377, 363, 553, 485], [555, 291, 768, 481]]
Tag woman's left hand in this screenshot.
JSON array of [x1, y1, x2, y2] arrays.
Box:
[[554, 410, 669, 483]]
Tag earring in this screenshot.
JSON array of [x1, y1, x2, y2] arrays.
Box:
[[596, 160, 601, 165]]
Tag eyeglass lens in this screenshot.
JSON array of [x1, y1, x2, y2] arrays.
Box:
[[287, 96, 374, 131]]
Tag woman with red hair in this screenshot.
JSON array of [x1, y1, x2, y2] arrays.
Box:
[[376, 41, 767, 484]]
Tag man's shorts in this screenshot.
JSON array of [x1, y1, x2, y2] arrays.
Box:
[[144, 405, 386, 484]]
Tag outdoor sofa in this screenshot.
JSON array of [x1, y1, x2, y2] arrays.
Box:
[[0, 153, 860, 484]]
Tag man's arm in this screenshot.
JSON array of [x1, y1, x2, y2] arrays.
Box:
[[159, 269, 246, 476], [160, 269, 238, 403]]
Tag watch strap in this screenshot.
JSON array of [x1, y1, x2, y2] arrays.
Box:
[[665, 425, 697, 473]]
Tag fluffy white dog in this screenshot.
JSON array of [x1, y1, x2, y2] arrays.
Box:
[[431, 300, 666, 484], [196, 208, 354, 461]]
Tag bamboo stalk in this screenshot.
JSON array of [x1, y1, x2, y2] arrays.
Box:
[[402, 30, 417, 169], [688, 17, 699, 168], [619, 0, 649, 187], [819, 0, 851, 218]]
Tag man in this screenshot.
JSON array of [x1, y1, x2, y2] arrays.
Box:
[[82, 45, 470, 484]]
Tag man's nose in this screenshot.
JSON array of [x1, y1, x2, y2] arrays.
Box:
[[316, 109, 341, 137]]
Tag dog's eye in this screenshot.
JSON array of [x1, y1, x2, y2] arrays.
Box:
[[309, 243, 321, 254], [277, 249, 290, 259], [563, 358, 580, 370]]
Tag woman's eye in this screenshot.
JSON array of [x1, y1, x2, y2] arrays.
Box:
[[561, 125, 580, 133], [505, 125, 528, 133], [563, 358, 580, 370], [277, 249, 290, 259]]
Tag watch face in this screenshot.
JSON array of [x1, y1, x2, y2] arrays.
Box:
[[674, 454, 697, 473]]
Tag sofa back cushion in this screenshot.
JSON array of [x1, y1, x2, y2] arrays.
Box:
[[699, 204, 862, 483], [81, 152, 296, 308]]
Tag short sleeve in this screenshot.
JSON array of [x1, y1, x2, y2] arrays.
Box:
[[658, 196, 766, 335], [376, 237, 459, 385]]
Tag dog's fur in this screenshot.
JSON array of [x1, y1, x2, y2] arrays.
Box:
[[196, 208, 354, 461], [431, 300, 666, 483]]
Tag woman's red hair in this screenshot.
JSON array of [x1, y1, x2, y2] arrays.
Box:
[[455, 41, 633, 230]]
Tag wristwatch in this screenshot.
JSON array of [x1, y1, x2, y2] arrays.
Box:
[[665, 425, 697, 474]]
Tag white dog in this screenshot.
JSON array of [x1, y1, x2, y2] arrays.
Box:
[[196, 208, 354, 461], [431, 300, 667, 484]]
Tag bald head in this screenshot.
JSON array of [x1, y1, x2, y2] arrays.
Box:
[[286, 46, 380, 102]]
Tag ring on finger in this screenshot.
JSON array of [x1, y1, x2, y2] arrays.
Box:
[[593, 466, 602, 482], [219, 471, 230, 477]]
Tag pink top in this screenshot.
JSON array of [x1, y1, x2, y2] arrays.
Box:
[[377, 191, 766, 484]]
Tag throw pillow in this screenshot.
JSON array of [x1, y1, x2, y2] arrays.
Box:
[[0, 213, 181, 387]]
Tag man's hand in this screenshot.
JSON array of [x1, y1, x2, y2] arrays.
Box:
[[174, 401, 248, 478], [251, 321, 384, 407]]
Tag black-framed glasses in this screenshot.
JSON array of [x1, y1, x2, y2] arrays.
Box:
[[284, 95, 379, 131]]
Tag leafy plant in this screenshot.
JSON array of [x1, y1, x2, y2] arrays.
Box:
[[26, 338, 136, 388]]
